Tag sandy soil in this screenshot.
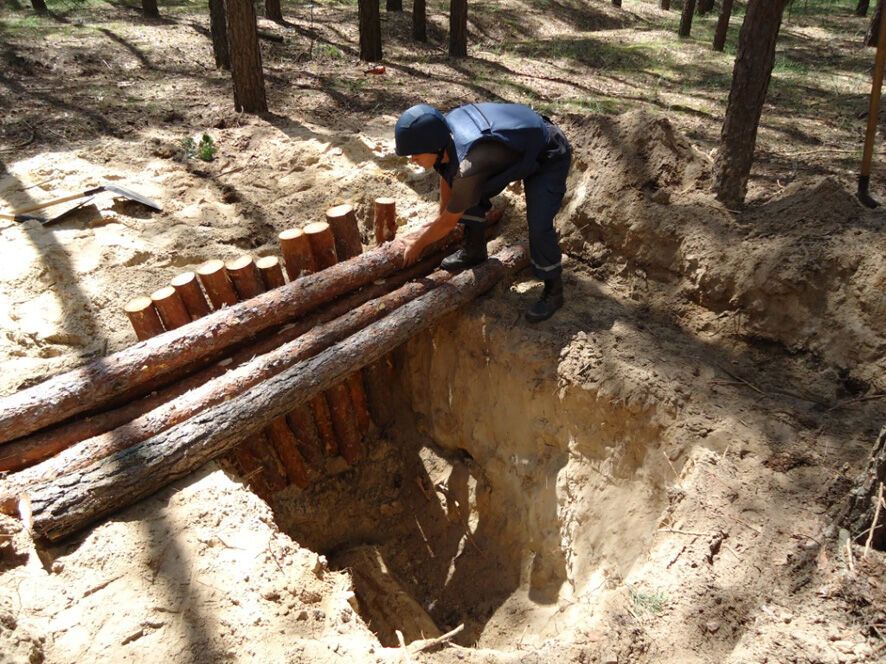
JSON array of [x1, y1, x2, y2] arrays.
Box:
[[1, 1, 885, 663]]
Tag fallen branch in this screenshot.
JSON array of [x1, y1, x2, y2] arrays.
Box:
[[23, 245, 529, 542]]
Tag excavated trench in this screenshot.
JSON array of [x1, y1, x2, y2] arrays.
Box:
[[264, 307, 674, 650]]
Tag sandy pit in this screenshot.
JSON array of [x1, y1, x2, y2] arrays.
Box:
[[1, 4, 886, 662]]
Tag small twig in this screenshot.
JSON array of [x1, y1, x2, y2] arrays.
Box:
[[825, 393, 886, 413], [724, 543, 741, 561], [0, 130, 35, 153], [716, 365, 767, 396], [661, 449, 679, 479], [729, 515, 763, 535], [408, 624, 465, 653], [845, 536, 855, 573], [864, 483, 885, 559], [414, 517, 434, 558], [656, 528, 715, 538]]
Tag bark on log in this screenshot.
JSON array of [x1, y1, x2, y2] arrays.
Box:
[[0, 253, 451, 478], [285, 405, 324, 468], [305, 222, 337, 270], [23, 245, 528, 542], [310, 394, 338, 456], [256, 256, 286, 289], [196, 259, 238, 309], [226, 255, 264, 299], [279, 228, 316, 280], [267, 417, 310, 488], [840, 425, 886, 550], [365, 356, 396, 428], [124, 297, 165, 341], [0, 228, 463, 444], [374, 197, 397, 246], [347, 372, 372, 435], [151, 287, 191, 330], [171, 272, 212, 319], [325, 204, 363, 260]]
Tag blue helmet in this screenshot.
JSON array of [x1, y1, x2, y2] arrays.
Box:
[[394, 104, 451, 156]]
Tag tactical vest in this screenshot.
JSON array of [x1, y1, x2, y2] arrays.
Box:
[[437, 103, 548, 197]]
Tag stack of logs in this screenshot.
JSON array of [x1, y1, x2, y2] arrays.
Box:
[[0, 198, 527, 543], [121, 201, 399, 497]]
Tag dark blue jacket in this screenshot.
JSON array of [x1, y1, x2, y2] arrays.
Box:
[[436, 103, 548, 197]]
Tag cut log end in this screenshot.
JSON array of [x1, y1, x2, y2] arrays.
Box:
[[124, 296, 165, 341], [196, 259, 238, 308], [150, 286, 191, 330], [256, 255, 286, 289]]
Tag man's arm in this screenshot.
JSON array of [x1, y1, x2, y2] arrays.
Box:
[[439, 176, 452, 215], [400, 207, 463, 265]]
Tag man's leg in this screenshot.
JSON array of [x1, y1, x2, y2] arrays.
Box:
[[523, 145, 570, 322], [441, 199, 492, 271]]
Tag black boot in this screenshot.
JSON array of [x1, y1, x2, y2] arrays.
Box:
[[525, 277, 564, 322], [441, 224, 487, 271]]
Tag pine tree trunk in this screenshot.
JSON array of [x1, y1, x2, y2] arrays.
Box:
[[413, 0, 427, 41], [857, 0, 871, 17], [713, 0, 734, 52], [612, 0, 622, 7], [660, 0, 671, 9], [359, 0, 383, 61], [714, 0, 789, 207], [142, 0, 159, 18], [209, 0, 230, 70], [225, 0, 267, 113], [387, 0, 403, 10], [30, 0, 47, 13], [698, 0, 715, 15], [679, 0, 697, 37], [449, 0, 467, 57], [266, 0, 284, 22], [867, 0, 883, 46]]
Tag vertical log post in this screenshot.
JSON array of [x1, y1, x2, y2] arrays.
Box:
[[196, 259, 239, 309], [256, 256, 286, 289], [374, 197, 397, 246], [305, 226, 363, 464], [286, 405, 325, 469], [279, 228, 317, 280], [170, 272, 212, 320], [150, 287, 191, 331], [226, 255, 265, 299], [367, 198, 398, 429], [225, 255, 310, 489], [124, 297, 166, 341], [325, 204, 363, 260], [304, 222, 338, 270]]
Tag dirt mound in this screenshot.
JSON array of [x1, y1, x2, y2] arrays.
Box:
[[557, 111, 885, 392]]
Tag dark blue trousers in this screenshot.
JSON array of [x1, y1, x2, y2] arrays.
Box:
[[460, 122, 572, 280]]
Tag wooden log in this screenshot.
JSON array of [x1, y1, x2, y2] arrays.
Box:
[[325, 204, 363, 260], [364, 355, 395, 429], [285, 406, 324, 469], [230, 431, 288, 497], [0, 266, 455, 508], [347, 372, 372, 435], [327, 382, 361, 465], [0, 253, 449, 476], [256, 256, 286, 289], [22, 245, 529, 541], [150, 286, 191, 330], [310, 395, 338, 457], [0, 224, 474, 444], [304, 221, 337, 270], [124, 296, 165, 341], [279, 228, 316, 280], [266, 417, 310, 488], [226, 255, 265, 299], [374, 197, 397, 246], [196, 259, 238, 309], [170, 272, 212, 320]]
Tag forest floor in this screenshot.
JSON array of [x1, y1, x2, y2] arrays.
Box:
[[0, 0, 885, 663]]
